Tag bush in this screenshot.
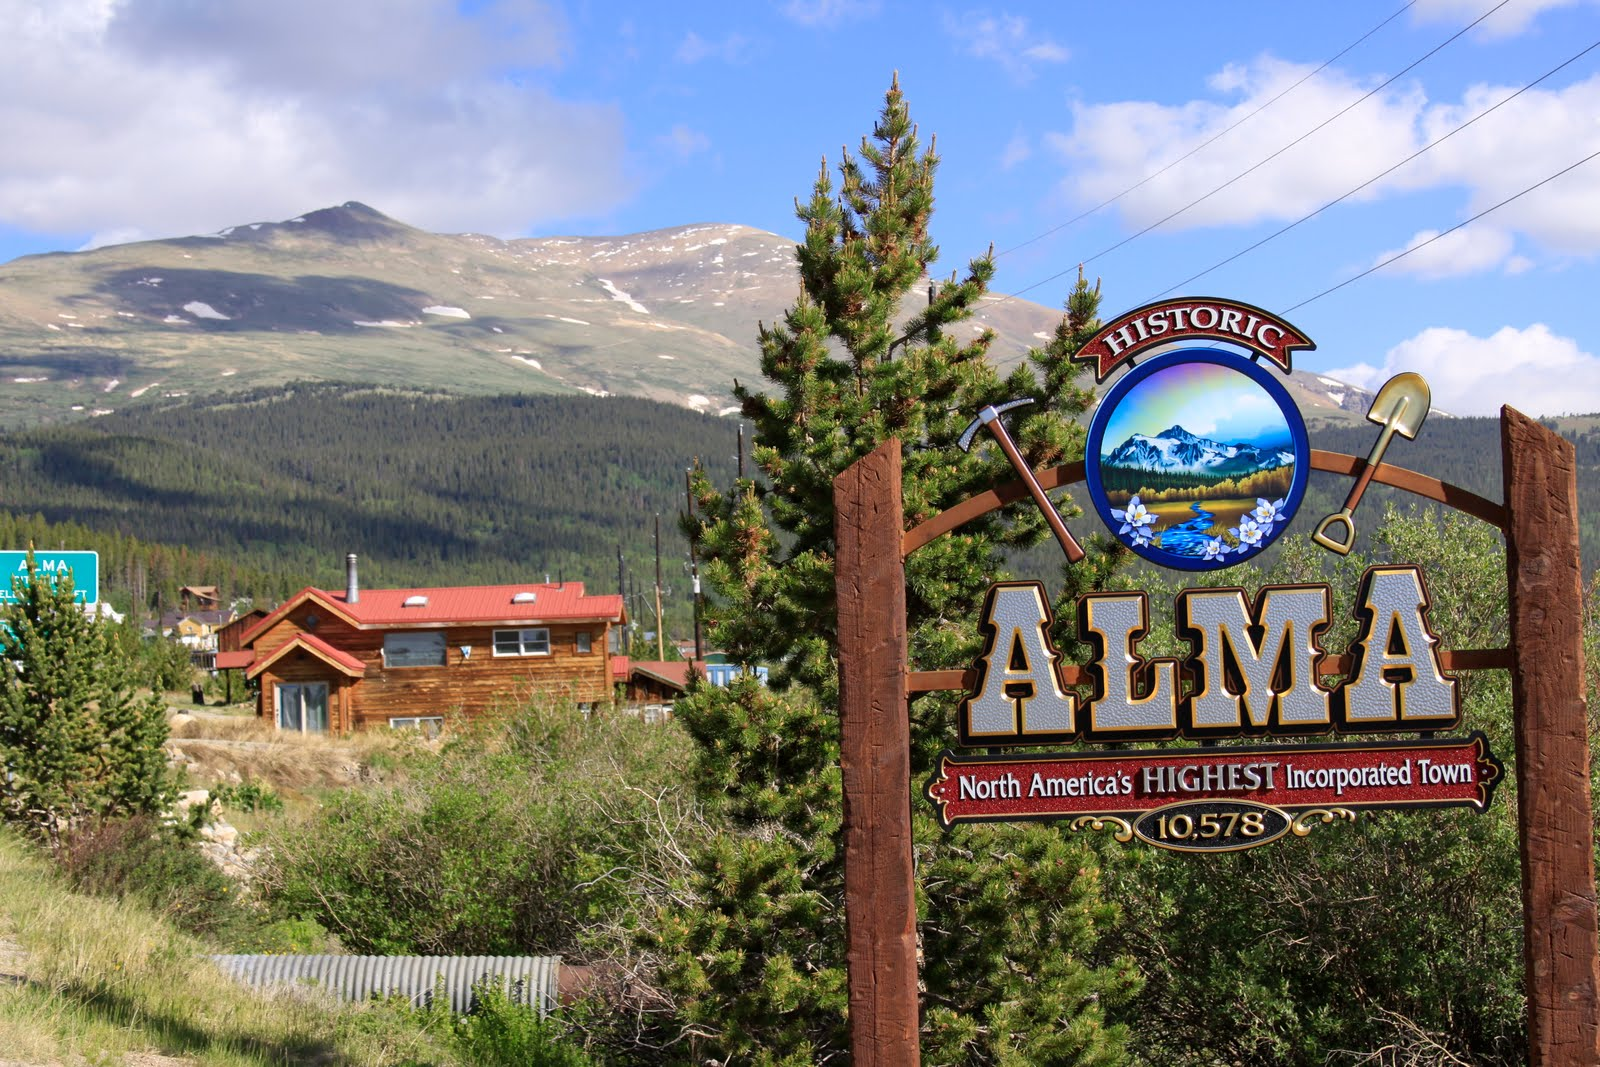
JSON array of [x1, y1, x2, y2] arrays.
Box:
[[57, 815, 253, 944], [446, 980, 594, 1067], [212, 780, 284, 814], [258, 698, 703, 958]]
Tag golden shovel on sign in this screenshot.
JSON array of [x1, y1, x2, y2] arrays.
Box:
[[1311, 372, 1431, 555]]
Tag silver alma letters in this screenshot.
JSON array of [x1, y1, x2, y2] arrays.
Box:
[[962, 582, 1077, 740], [958, 566, 1459, 745], [1177, 585, 1332, 733], [1339, 565, 1457, 725]]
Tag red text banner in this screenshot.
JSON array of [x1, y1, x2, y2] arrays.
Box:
[[926, 734, 1502, 832], [1074, 297, 1314, 381]]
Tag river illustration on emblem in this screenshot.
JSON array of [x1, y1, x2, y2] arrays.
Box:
[[1085, 352, 1309, 569]]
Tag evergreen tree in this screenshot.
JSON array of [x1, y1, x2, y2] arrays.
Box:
[[0, 553, 173, 850], [653, 78, 1138, 1065]]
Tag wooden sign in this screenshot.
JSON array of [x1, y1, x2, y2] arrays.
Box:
[[833, 301, 1600, 1062]]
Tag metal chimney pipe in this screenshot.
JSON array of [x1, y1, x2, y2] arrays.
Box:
[[345, 554, 359, 604]]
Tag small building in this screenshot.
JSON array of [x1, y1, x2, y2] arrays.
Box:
[[239, 557, 625, 733], [161, 609, 234, 651], [178, 585, 222, 612], [623, 659, 770, 710], [216, 608, 269, 653]]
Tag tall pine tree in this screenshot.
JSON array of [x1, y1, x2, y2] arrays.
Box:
[[652, 77, 1138, 1065], [0, 553, 172, 850]]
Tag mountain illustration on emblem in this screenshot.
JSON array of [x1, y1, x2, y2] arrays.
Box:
[[1103, 424, 1295, 478], [1099, 424, 1297, 563]]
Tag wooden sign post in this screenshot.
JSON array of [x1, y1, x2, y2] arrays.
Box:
[[1501, 408, 1600, 1064], [833, 406, 1600, 1064], [834, 441, 920, 1066]]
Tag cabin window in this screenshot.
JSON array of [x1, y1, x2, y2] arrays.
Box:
[[493, 627, 550, 656], [575, 631, 592, 654], [389, 716, 444, 737], [277, 682, 329, 733], [384, 631, 446, 667]]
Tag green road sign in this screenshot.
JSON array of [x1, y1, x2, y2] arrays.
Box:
[[0, 551, 99, 604]]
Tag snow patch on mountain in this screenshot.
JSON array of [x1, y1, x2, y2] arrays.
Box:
[[1104, 424, 1290, 477], [598, 278, 648, 313]]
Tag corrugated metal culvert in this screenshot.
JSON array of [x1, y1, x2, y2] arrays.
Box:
[[211, 954, 563, 1015]]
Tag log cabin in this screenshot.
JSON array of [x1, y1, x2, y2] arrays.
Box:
[[240, 555, 626, 733]]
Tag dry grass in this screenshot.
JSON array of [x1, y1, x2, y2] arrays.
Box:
[[165, 713, 426, 800], [0, 831, 463, 1066]]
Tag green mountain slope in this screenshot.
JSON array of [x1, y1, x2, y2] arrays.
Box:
[[0, 385, 740, 625]]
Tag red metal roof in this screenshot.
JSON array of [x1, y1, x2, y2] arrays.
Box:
[[215, 650, 255, 671], [629, 660, 709, 693], [242, 582, 625, 645], [246, 631, 368, 680], [611, 655, 631, 680]]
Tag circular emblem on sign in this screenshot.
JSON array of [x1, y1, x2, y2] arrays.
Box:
[[1084, 348, 1309, 571]]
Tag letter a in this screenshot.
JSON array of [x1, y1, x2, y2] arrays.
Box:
[[1339, 565, 1458, 728], [960, 582, 1077, 743]]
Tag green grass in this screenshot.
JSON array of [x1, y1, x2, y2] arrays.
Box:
[[0, 829, 467, 1066]]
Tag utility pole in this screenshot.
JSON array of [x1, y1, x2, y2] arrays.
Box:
[[686, 467, 703, 660], [737, 423, 745, 480], [653, 513, 665, 661]]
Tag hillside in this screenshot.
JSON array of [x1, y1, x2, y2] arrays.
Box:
[[0, 202, 1372, 429], [0, 381, 1593, 636], [0, 385, 741, 623]]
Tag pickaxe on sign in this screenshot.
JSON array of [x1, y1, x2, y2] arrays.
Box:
[[959, 398, 1086, 563]]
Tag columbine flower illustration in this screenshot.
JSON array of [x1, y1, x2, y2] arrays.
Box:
[[1202, 538, 1229, 561], [1250, 497, 1286, 528], [1111, 494, 1155, 536], [1233, 517, 1265, 548], [1130, 524, 1156, 548]]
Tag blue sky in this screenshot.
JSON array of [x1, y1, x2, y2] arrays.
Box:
[[2, 0, 1598, 416]]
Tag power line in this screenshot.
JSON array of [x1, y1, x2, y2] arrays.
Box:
[[1285, 146, 1600, 313], [987, 0, 1511, 308], [996, 1, 1417, 260], [1150, 37, 1600, 300]]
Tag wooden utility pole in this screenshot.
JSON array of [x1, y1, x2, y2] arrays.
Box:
[[653, 513, 666, 661], [1501, 407, 1600, 1066], [833, 441, 920, 1065], [686, 467, 703, 660]]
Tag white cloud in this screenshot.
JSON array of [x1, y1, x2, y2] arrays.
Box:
[[0, 0, 631, 241], [658, 124, 711, 161], [943, 10, 1068, 83], [1049, 57, 1425, 230], [1048, 60, 1600, 262], [1372, 225, 1516, 279], [780, 0, 880, 26], [1411, 0, 1584, 39], [675, 30, 753, 65], [1327, 324, 1600, 416], [1000, 131, 1031, 170]]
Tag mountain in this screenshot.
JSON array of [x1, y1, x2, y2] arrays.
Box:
[[0, 202, 1374, 430], [1104, 424, 1293, 478]]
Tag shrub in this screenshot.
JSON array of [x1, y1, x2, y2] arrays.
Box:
[[212, 780, 284, 814], [57, 815, 252, 944], [447, 980, 593, 1067], [258, 699, 703, 961]]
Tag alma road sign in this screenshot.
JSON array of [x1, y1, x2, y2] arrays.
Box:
[[0, 551, 100, 604]]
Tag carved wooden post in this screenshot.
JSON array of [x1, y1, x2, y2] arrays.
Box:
[[1501, 407, 1600, 1066], [834, 440, 920, 1065]]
